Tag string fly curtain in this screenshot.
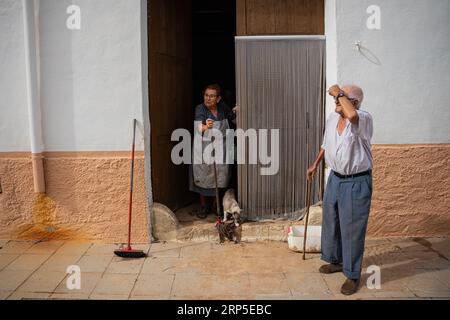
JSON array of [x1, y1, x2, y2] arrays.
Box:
[[236, 36, 325, 221]]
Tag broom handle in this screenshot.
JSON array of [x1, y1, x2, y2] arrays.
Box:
[[302, 178, 312, 260], [128, 119, 137, 250]]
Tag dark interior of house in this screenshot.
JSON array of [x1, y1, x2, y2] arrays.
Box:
[[178, 0, 237, 221], [192, 0, 236, 108]]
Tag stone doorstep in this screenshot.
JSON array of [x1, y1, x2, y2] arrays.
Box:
[[176, 220, 316, 243], [172, 206, 323, 243]]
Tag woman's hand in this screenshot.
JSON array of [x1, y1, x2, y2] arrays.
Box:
[[206, 119, 214, 130], [232, 105, 238, 114]]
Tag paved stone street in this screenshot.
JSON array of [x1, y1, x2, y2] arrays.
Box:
[[0, 237, 449, 300]]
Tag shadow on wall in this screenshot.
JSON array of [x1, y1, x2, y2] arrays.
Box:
[[356, 43, 382, 66]]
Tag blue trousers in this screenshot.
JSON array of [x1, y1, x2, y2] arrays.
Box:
[[321, 171, 372, 280]]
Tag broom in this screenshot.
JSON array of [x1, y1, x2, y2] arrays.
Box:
[[114, 119, 146, 258]]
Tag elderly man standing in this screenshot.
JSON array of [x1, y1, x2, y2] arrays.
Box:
[[307, 84, 373, 295]]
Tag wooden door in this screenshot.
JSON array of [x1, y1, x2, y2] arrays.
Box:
[[148, 0, 192, 211]]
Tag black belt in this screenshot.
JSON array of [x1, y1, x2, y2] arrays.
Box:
[[333, 170, 371, 179]]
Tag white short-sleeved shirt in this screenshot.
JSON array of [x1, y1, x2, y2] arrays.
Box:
[[321, 109, 373, 175]]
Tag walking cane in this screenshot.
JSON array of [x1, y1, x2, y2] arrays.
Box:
[[212, 136, 221, 217], [302, 177, 313, 260]]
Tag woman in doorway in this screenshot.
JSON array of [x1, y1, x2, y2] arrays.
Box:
[[190, 84, 237, 219]]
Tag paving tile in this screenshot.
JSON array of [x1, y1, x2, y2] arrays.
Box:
[[171, 273, 251, 299], [91, 273, 138, 296], [357, 267, 413, 294], [388, 238, 431, 253], [7, 291, 52, 300], [316, 272, 347, 295], [16, 271, 66, 293], [76, 255, 113, 273], [0, 241, 34, 254], [393, 238, 450, 257], [105, 256, 145, 274], [89, 294, 130, 300], [148, 242, 183, 258], [0, 254, 19, 270], [331, 292, 377, 300], [412, 290, 450, 298], [54, 272, 103, 295], [39, 255, 82, 272], [404, 272, 450, 293], [4, 254, 51, 271], [0, 291, 12, 300], [85, 244, 122, 256], [371, 291, 417, 299], [365, 238, 393, 246], [179, 242, 214, 258], [179, 255, 248, 275], [170, 294, 252, 300], [363, 245, 405, 269], [131, 274, 174, 297], [209, 242, 247, 255], [54, 242, 92, 255], [141, 257, 200, 275], [428, 238, 450, 256], [254, 293, 293, 300], [242, 255, 320, 274], [291, 294, 335, 300], [241, 242, 291, 258], [25, 241, 65, 254], [248, 273, 290, 295], [285, 272, 331, 296], [49, 292, 90, 300], [278, 254, 322, 273], [431, 269, 450, 288], [129, 295, 170, 300], [369, 251, 447, 271], [0, 269, 34, 291]]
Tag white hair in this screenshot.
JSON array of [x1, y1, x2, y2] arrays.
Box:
[[342, 85, 364, 109]]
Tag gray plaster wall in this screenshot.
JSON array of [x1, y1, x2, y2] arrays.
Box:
[[331, 0, 450, 144], [0, 0, 30, 151], [0, 0, 146, 152]]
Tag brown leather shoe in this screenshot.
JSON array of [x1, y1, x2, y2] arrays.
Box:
[[341, 278, 360, 295], [319, 263, 343, 274]]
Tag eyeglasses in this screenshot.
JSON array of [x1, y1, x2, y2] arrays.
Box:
[[204, 94, 218, 99]]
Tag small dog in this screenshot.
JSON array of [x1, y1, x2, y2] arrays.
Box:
[[220, 189, 242, 243]]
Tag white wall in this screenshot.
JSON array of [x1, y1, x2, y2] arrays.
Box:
[[0, 0, 30, 151], [39, 0, 145, 151], [0, 0, 146, 152], [327, 0, 450, 144]]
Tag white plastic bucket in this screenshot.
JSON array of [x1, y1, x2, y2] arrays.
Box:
[[287, 225, 322, 253]]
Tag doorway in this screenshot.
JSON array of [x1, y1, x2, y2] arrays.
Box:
[[148, 0, 325, 228], [192, 1, 236, 109], [148, 0, 237, 224]]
